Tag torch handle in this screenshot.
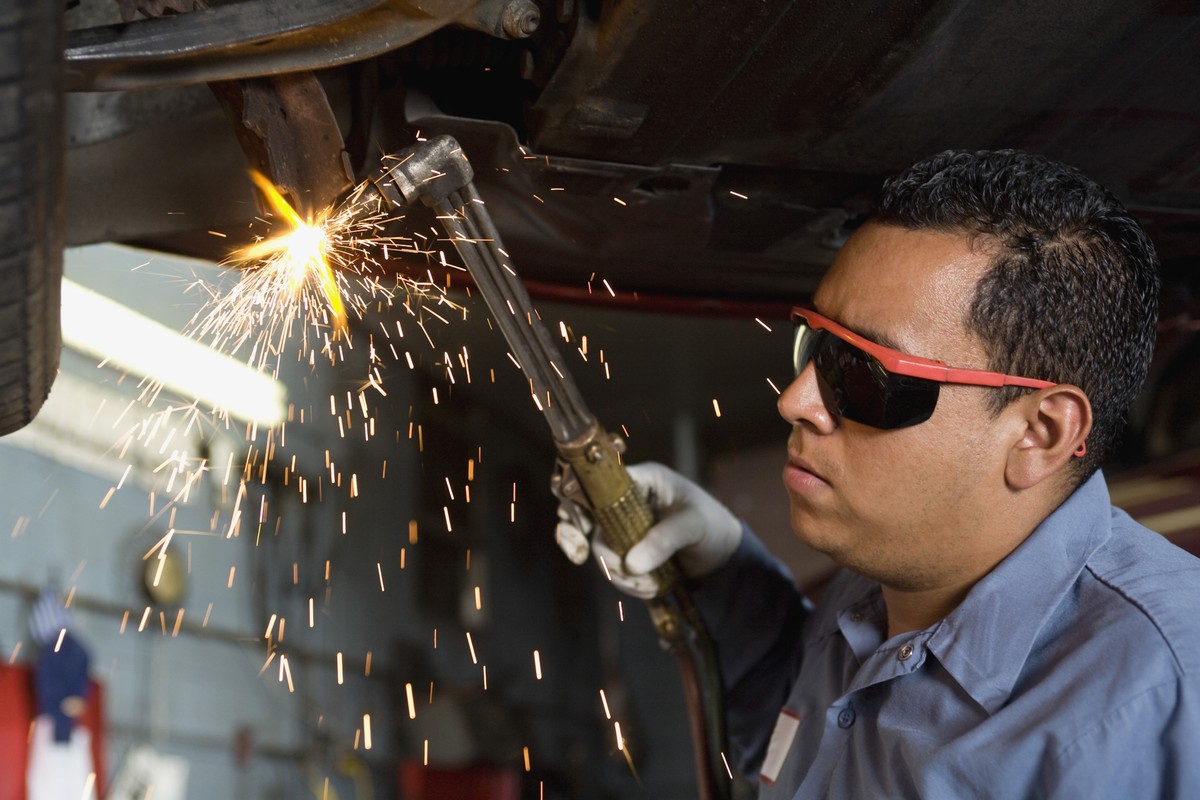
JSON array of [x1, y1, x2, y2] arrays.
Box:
[[555, 423, 680, 593]]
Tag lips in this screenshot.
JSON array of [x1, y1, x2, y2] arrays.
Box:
[[789, 451, 825, 480], [783, 446, 832, 495]]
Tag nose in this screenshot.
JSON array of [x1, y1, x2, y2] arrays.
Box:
[[777, 361, 837, 433]]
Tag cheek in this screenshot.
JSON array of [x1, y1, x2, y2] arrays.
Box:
[[839, 419, 984, 530]]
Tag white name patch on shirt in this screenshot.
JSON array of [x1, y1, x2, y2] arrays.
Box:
[[760, 708, 802, 785]]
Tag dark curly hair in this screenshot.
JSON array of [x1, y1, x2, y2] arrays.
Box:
[[874, 149, 1160, 481]]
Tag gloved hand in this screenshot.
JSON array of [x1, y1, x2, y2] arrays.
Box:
[[555, 462, 743, 599]]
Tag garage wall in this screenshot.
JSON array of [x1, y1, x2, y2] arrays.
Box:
[[0, 245, 407, 798]]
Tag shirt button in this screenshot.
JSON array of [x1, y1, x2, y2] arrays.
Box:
[[898, 643, 914, 662], [837, 708, 856, 729]]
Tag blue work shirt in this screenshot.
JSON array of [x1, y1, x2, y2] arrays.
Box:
[[694, 471, 1200, 798]]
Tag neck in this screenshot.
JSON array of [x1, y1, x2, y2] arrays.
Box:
[[876, 480, 1070, 639], [880, 579, 975, 640]]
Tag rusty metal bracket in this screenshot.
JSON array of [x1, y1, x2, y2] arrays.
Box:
[[209, 73, 354, 217]]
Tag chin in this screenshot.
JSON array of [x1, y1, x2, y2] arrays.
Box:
[[788, 501, 890, 581], [788, 501, 847, 558]]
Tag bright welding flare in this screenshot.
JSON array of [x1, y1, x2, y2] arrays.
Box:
[[240, 171, 347, 337]]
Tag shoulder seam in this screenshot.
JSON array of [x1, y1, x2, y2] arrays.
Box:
[[1083, 562, 1185, 673]]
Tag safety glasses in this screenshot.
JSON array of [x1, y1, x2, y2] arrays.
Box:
[[792, 308, 1056, 429]]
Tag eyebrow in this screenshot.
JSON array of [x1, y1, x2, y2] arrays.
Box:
[[813, 306, 906, 352], [853, 325, 905, 352]]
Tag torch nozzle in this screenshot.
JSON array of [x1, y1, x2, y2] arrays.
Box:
[[363, 136, 476, 211]]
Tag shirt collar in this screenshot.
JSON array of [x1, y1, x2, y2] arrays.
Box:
[[926, 471, 1114, 714]]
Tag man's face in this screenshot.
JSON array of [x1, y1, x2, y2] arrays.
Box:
[[778, 222, 1020, 591]]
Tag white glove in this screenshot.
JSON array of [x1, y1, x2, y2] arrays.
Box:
[[555, 462, 743, 599]]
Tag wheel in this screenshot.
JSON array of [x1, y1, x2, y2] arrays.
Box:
[[0, 1, 64, 435]]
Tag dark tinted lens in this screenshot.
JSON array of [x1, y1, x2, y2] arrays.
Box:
[[878, 373, 941, 428], [813, 337, 940, 429]]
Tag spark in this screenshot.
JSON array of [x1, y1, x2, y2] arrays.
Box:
[[281, 655, 295, 693], [10, 517, 30, 538], [616, 722, 640, 780]]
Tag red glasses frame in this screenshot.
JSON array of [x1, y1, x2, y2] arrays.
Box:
[[792, 307, 1056, 391]]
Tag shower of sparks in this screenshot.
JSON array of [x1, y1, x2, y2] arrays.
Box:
[[183, 172, 463, 381]]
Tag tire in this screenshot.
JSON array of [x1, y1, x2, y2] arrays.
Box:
[[0, 1, 64, 435]]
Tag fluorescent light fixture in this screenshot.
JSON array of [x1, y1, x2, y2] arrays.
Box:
[[60, 278, 288, 428]]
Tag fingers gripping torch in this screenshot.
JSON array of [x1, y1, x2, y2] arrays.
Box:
[[364, 136, 731, 799]]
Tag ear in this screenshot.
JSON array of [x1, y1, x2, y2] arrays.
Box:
[[1004, 385, 1092, 491]]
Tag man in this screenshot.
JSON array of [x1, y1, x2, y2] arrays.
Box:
[[557, 150, 1200, 797]]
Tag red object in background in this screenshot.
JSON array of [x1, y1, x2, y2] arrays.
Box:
[[398, 762, 520, 800], [0, 664, 107, 800]]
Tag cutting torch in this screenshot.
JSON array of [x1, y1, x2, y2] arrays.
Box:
[[361, 135, 731, 800]]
